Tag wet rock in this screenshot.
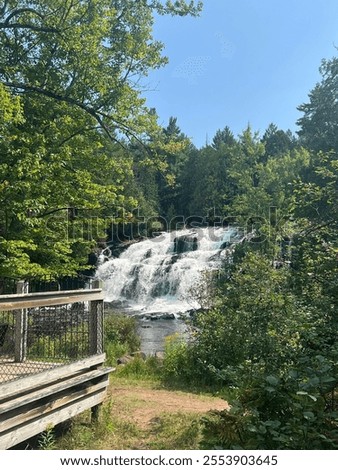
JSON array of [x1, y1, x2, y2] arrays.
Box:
[[116, 354, 134, 365], [145, 312, 176, 321], [162, 313, 176, 320], [117, 351, 147, 365], [154, 351, 165, 360], [149, 315, 160, 321], [131, 351, 147, 360], [173, 235, 198, 254]]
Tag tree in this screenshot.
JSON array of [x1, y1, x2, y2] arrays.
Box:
[[178, 144, 229, 220], [224, 126, 266, 218], [212, 126, 236, 150], [0, 0, 202, 277], [290, 151, 338, 309], [0, 1, 202, 141], [297, 56, 338, 153], [262, 123, 297, 158], [191, 253, 300, 375], [0, 89, 135, 276], [156, 116, 190, 222], [176, 126, 238, 221]]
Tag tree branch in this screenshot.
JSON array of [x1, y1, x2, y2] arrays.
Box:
[[0, 22, 60, 33], [0, 7, 60, 33], [37, 207, 72, 218], [3, 80, 118, 141], [4, 7, 44, 23], [0, 0, 9, 17], [2, 79, 152, 156]]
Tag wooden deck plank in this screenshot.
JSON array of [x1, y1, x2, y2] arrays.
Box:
[[0, 378, 109, 433], [0, 391, 106, 449], [0, 367, 113, 414], [0, 288, 102, 301]]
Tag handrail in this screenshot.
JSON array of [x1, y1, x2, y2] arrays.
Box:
[[0, 288, 104, 310]]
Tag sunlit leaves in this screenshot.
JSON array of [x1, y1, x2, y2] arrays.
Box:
[[0, 1, 201, 276]]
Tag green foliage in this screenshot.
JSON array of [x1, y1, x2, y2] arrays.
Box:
[[0, 1, 201, 135], [175, 237, 337, 449], [161, 334, 195, 383], [175, 124, 306, 231], [262, 123, 297, 158], [212, 126, 236, 150], [189, 254, 302, 381], [116, 355, 162, 379], [0, 1, 201, 277], [28, 325, 89, 360], [290, 151, 338, 321], [104, 313, 141, 351], [26, 310, 146, 374], [297, 56, 338, 152], [104, 313, 141, 366], [38, 426, 56, 450], [201, 358, 338, 450]]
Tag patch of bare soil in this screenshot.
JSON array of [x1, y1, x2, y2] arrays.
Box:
[[108, 384, 229, 430]]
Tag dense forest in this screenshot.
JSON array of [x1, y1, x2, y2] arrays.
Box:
[[0, 1, 337, 449]]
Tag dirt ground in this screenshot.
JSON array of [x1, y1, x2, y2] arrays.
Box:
[[108, 384, 229, 430]]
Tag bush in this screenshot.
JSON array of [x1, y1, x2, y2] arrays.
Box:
[[104, 313, 141, 366], [201, 360, 338, 450], [161, 334, 203, 386], [116, 355, 162, 379], [104, 314, 140, 348]]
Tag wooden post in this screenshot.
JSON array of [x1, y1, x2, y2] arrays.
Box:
[[91, 404, 100, 423], [89, 280, 104, 355], [89, 279, 104, 422], [14, 280, 28, 363]]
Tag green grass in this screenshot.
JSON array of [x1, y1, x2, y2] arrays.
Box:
[[53, 376, 205, 450], [54, 401, 143, 450], [54, 409, 203, 450], [145, 412, 202, 450]]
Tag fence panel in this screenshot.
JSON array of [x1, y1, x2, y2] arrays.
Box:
[[0, 288, 104, 384]]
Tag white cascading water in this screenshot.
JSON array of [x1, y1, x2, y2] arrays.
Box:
[[96, 226, 242, 315]]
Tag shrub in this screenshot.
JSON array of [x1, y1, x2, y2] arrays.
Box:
[[201, 359, 338, 450], [161, 334, 200, 385], [104, 313, 141, 366]]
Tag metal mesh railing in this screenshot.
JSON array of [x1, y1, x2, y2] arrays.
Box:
[[28, 275, 90, 293], [0, 275, 92, 295], [27, 303, 90, 360], [0, 302, 95, 384]]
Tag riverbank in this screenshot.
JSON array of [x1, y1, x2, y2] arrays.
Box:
[[105, 305, 191, 356]]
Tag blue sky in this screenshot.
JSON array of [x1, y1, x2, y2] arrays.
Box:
[[143, 0, 338, 148]]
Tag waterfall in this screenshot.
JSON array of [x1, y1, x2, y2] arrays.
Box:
[[96, 226, 242, 315]]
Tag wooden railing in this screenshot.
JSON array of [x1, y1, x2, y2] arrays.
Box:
[[0, 284, 113, 449]]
